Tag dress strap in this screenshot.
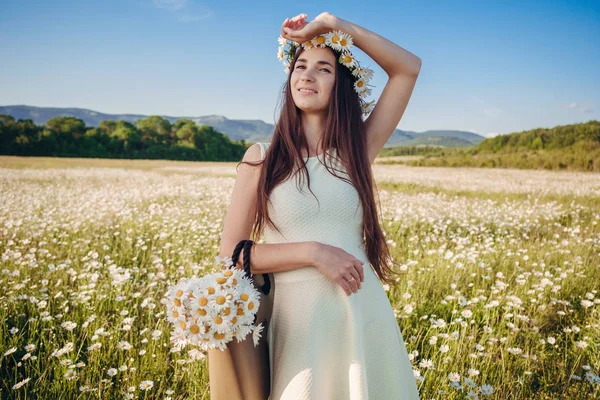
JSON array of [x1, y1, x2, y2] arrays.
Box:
[[258, 142, 271, 159]]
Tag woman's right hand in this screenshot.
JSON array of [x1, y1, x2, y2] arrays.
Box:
[[312, 242, 365, 296]]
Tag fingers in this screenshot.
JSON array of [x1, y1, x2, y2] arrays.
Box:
[[339, 279, 352, 296], [290, 13, 307, 25], [354, 259, 365, 283], [347, 269, 362, 289]]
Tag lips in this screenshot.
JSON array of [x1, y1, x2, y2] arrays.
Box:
[[298, 88, 317, 94]]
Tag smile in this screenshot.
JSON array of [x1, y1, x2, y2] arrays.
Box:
[[298, 88, 317, 94]]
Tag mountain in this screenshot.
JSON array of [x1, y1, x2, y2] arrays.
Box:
[[0, 105, 486, 146]]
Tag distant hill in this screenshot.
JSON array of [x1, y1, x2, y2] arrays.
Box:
[[400, 120, 600, 172], [0, 105, 486, 147]]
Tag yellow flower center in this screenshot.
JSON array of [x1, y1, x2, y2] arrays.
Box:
[[357, 81, 364, 88], [214, 316, 223, 324], [173, 298, 181, 307], [240, 293, 249, 301], [190, 325, 200, 334], [208, 287, 215, 295], [175, 289, 183, 297], [223, 307, 231, 316], [214, 333, 225, 340], [232, 279, 237, 285], [316, 36, 326, 45], [248, 301, 255, 311], [344, 55, 352, 63], [179, 321, 186, 329], [199, 297, 208, 306], [237, 308, 245, 316], [332, 35, 339, 43], [197, 308, 207, 316], [224, 270, 233, 277], [216, 296, 226, 305], [340, 39, 347, 47], [216, 277, 227, 284]]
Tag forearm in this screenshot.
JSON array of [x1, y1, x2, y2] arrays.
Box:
[[327, 14, 421, 77], [220, 241, 319, 275]]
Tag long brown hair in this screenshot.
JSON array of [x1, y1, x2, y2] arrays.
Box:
[[239, 46, 403, 285]]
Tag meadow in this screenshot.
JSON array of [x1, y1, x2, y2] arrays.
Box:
[[1, 156, 599, 399]]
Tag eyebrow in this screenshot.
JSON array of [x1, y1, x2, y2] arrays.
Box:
[[296, 58, 334, 68]]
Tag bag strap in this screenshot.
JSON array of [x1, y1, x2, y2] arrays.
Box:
[[230, 239, 271, 295]]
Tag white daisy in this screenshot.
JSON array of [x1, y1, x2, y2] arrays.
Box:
[[206, 330, 235, 351], [312, 34, 327, 48], [65, 369, 77, 380], [234, 324, 253, 343], [353, 78, 369, 94], [188, 348, 206, 361], [448, 372, 461, 382], [185, 319, 206, 344], [357, 87, 372, 98], [209, 287, 233, 313], [252, 323, 264, 347], [325, 31, 343, 51], [117, 341, 133, 351], [277, 36, 287, 47], [170, 327, 189, 351], [339, 52, 357, 69], [301, 39, 315, 50], [207, 311, 234, 334], [352, 67, 374, 80], [362, 101, 376, 114], [139, 380, 154, 391], [337, 32, 353, 50]]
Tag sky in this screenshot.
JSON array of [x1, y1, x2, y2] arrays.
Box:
[[1, 0, 598, 138]]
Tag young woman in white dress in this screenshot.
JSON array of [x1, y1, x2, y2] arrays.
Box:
[[214, 11, 422, 400]]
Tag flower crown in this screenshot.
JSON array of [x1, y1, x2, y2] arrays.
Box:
[[277, 30, 376, 115]]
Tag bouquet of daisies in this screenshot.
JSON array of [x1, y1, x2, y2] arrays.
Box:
[[165, 255, 264, 352]]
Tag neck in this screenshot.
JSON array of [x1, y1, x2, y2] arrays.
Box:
[[300, 111, 327, 155]]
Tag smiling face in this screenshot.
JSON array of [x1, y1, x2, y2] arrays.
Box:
[[290, 47, 337, 115]]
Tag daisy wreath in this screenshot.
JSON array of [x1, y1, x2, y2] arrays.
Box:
[[277, 30, 376, 115]]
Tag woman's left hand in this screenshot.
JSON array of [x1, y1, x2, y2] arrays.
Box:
[[281, 12, 336, 44]]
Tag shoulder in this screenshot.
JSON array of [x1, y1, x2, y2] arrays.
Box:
[[243, 142, 271, 162], [242, 143, 262, 163]]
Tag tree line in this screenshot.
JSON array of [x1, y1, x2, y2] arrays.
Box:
[[380, 120, 600, 172], [0, 114, 249, 161]]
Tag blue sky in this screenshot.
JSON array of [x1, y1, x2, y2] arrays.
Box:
[[1, 0, 598, 137]]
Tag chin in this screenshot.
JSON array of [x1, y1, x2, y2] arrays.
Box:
[[294, 102, 327, 115]]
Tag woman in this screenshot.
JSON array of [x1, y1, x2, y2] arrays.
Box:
[[214, 11, 422, 400]]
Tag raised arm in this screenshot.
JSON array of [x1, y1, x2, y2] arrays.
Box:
[[219, 142, 317, 274], [282, 12, 422, 164], [330, 14, 422, 164]]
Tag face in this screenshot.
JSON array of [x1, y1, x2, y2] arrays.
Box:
[[290, 47, 337, 115]]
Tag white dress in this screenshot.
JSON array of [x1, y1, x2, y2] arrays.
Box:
[[258, 142, 420, 400]]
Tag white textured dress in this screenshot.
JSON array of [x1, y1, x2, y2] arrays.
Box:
[[258, 142, 420, 400]]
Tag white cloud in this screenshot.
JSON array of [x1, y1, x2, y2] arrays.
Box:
[[564, 102, 594, 114], [485, 132, 502, 138]]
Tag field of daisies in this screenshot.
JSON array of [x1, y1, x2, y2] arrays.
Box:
[[1, 156, 599, 400]]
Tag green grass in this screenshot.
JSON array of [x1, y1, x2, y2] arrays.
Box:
[[1, 156, 599, 399]]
